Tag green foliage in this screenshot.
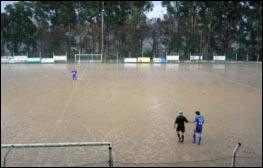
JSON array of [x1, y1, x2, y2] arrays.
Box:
[[161, 1, 262, 59], [2, 2, 37, 54], [1, 1, 261, 60]]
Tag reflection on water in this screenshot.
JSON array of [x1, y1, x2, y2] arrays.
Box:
[[212, 64, 226, 70], [137, 63, 151, 68], [123, 63, 137, 68]]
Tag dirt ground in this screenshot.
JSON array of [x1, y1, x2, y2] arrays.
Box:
[[1, 63, 262, 166]]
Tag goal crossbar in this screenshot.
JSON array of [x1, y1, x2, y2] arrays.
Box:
[[1, 142, 112, 148]]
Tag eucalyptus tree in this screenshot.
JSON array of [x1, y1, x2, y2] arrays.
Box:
[[1, 13, 9, 55], [105, 1, 153, 58], [160, 1, 262, 60], [2, 1, 37, 55], [240, 1, 262, 60], [161, 1, 203, 57]]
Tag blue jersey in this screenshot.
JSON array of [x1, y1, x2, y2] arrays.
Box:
[[71, 70, 77, 76], [195, 115, 204, 128], [195, 115, 204, 133]]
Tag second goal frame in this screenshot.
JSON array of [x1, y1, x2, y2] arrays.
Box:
[[74, 54, 102, 63]]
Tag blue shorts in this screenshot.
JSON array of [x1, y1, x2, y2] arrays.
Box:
[[195, 126, 203, 134]]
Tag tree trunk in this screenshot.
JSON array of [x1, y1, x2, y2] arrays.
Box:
[[207, 10, 213, 59]]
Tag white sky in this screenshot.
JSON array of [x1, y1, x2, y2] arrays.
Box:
[[1, 1, 166, 19], [147, 1, 166, 19], [1, 1, 16, 12]]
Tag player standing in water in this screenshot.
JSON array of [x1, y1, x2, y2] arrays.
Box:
[[71, 68, 77, 80], [192, 111, 204, 145], [174, 111, 189, 143]]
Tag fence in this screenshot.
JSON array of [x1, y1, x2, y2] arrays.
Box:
[[114, 143, 261, 167], [1, 52, 262, 63], [113, 156, 262, 167], [1, 142, 261, 167]]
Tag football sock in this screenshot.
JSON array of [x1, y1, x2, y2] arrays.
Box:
[[177, 134, 181, 141], [198, 136, 202, 145]]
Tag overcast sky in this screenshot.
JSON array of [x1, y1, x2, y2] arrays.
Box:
[[147, 1, 166, 19], [1, 1, 166, 19], [1, 1, 15, 12]]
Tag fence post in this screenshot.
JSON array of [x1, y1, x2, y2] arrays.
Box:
[[231, 142, 241, 167], [246, 54, 248, 62], [3, 147, 13, 167], [236, 53, 237, 62], [109, 144, 113, 167], [257, 54, 259, 62]]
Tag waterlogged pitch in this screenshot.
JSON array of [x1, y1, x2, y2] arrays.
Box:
[[1, 63, 262, 166]]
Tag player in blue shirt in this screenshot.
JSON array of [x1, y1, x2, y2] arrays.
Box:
[[192, 111, 204, 145], [71, 68, 77, 80]]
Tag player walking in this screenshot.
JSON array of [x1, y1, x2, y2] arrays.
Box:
[[192, 111, 204, 145], [174, 111, 189, 143]]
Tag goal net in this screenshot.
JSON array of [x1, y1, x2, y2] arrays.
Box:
[[74, 54, 102, 63]]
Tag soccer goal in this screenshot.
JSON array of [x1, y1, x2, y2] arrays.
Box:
[[74, 54, 102, 63], [1, 142, 113, 167]]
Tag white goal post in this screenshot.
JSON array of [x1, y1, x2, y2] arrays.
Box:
[[74, 54, 102, 63]]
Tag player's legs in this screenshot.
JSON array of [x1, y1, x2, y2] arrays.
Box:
[[73, 74, 77, 80], [181, 132, 184, 143], [193, 128, 202, 144], [197, 133, 202, 145], [197, 129, 202, 145], [193, 129, 196, 143], [176, 131, 181, 142], [180, 127, 185, 143], [176, 126, 181, 142], [177, 126, 185, 142]]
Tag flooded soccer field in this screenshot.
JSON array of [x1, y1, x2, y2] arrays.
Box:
[[1, 63, 262, 166]]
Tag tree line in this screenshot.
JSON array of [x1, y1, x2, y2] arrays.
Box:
[[1, 1, 262, 61]]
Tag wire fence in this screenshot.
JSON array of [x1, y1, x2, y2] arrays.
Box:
[[1, 148, 261, 167], [234, 156, 262, 167], [112, 156, 262, 167], [70, 156, 262, 167]]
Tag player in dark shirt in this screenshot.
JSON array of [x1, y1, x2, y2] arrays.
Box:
[[174, 111, 189, 143]]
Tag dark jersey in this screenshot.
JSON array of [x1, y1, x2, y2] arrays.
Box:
[[175, 116, 188, 128]]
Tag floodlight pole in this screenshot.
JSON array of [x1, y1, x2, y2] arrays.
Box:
[[101, 2, 104, 62], [78, 1, 81, 56], [200, 31, 202, 54]]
